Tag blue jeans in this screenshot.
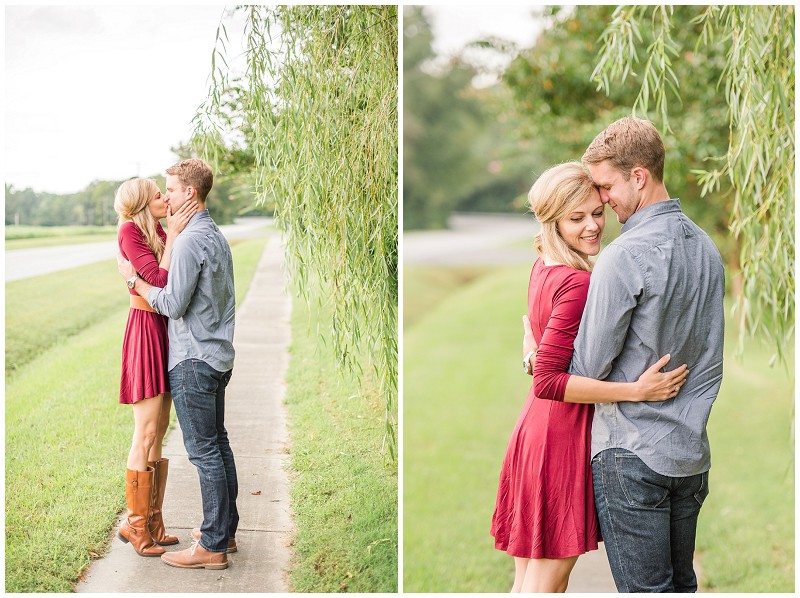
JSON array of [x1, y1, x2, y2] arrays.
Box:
[[591, 448, 709, 592], [170, 359, 239, 553]]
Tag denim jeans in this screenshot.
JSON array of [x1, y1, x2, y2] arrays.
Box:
[[170, 359, 239, 553], [591, 448, 709, 592]]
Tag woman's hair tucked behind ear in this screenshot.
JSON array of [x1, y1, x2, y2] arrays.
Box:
[[528, 162, 596, 272]]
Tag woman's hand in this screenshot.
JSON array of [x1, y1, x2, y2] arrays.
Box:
[[634, 354, 689, 401], [522, 315, 538, 374], [166, 201, 199, 237]]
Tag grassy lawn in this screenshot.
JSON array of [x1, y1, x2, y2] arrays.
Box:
[[403, 264, 794, 593], [5, 225, 118, 249], [284, 293, 398, 592], [5, 235, 269, 593]]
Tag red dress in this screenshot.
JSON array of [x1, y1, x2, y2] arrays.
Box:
[[118, 221, 170, 404], [490, 259, 601, 559]]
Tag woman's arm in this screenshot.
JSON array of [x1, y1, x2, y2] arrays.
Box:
[[158, 201, 199, 271], [119, 223, 169, 287], [563, 355, 688, 403], [529, 272, 687, 404]]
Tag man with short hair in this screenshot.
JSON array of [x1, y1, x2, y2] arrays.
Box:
[[119, 158, 239, 570], [570, 117, 725, 592]]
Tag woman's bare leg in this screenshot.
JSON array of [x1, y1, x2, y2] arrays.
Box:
[[148, 393, 172, 463], [512, 557, 530, 592], [521, 555, 579, 593], [127, 395, 163, 471]]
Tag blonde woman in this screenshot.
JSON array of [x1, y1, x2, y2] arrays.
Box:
[[114, 178, 197, 556], [490, 163, 688, 592]]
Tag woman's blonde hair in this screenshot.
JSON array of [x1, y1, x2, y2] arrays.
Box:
[[114, 178, 165, 262], [528, 162, 597, 272]]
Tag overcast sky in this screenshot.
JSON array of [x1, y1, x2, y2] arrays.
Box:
[[6, 5, 548, 195], [422, 5, 548, 84], [5, 5, 247, 194]]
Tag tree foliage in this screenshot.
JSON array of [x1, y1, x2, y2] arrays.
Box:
[[504, 6, 732, 252], [503, 5, 794, 362], [5, 171, 263, 228], [404, 7, 542, 228], [193, 6, 398, 457], [591, 5, 794, 363]]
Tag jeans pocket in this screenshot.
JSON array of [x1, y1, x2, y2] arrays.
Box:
[[190, 359, 220, 394], [693, 471, 709, 506], [615, 452, 669, 509]]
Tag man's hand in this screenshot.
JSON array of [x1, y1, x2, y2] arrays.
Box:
[[117, 252, 136, 280]]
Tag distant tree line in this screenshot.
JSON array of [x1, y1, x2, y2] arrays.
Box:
[[404, 7, 539, 230], [5, 166, 271, 228]]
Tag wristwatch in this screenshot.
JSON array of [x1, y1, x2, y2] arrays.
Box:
[[523, 350, 536, 374], [126, 275, 137, 289]]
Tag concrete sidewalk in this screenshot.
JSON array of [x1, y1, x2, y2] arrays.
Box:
[[77, 234, 293, 593], [567, 543, 617, 592]]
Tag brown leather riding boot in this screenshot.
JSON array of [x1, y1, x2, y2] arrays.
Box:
[[148, 459, 179, 546], [118, 467, 165, 556]]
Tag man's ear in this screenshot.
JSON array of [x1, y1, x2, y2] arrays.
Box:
[[631, 166, 648, 190], [186, 186, 196, 200]]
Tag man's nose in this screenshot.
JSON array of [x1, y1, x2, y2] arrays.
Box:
[[599, 190, 610, 204]]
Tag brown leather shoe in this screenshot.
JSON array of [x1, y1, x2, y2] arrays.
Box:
[[160, 541, 228, 569], [118, 467, 165, 556], [190, 527, 237, 553], [148, 459, 179, 545]]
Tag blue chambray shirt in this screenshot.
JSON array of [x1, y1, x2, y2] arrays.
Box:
[[148, 210, 235, 373], [570, 199, 724, 477]]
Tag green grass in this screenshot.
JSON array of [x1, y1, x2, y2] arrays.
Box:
[[403, 265, 492, 330], [5, 235, 269, 593], [5, 237, 265, 378], [696, 332, 794, 591], [284, 293, 398, 592], [5, 225, 118, 249], [6, 261, 130, 376], [403, 264, 794, 593]]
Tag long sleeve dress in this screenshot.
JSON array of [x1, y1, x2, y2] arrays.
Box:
[[118, 221, 170, 404], [490, 258, 601, 559]]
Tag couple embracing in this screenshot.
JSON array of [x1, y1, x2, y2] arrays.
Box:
[[113, 158, 238, 570], [491, 117, 725, 592]]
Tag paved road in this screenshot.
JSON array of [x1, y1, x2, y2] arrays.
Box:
[[5, 217, 273, 282], [404, 212, 538, 266], [76, 234, 294, 592]]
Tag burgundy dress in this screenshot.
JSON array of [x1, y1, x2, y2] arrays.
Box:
[[490, 258, 601, 559], [118, 221, 170, 404]]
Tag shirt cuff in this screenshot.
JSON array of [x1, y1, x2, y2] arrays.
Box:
[[147, 287, 163, 315]]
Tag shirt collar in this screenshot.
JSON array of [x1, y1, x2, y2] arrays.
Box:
[[621, 199, 682, 233], [187, 209, 210, 225]]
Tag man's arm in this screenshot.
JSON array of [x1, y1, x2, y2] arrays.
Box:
[[117, 238, 201, 319], [570, 244, 644, 380]]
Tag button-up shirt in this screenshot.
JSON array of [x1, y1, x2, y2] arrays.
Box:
[[148, 210, 235, 373], [570, 199, 724, 477]]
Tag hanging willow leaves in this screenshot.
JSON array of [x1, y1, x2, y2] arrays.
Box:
[[591, 5, 794, 366], [193, 6, 398, 458]]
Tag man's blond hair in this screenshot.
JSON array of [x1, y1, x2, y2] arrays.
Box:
[[582, 117, 665, 182], [166, 159, 214, 201]]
